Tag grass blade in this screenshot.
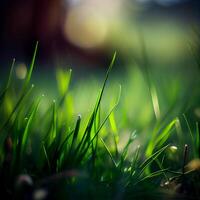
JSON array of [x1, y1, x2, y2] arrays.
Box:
[[22, 41, 38, 92], [19, 95, 43, 160], [0, 84, 35, 131], [100, 137, 117, 167], [69, 115, 81, 154], [139, 144, 170, 177]]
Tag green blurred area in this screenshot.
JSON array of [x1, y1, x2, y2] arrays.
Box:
[[0, 0, 200, 152], [1, 1, 200, 199]]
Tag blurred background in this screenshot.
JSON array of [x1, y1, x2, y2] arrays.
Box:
[[0, 0, 199, 69], [0, 0, 200, 132]]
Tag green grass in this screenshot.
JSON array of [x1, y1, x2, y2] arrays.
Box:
[[0, 43, 200, 200]]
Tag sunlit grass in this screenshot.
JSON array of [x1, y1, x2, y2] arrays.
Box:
[[0, 43, 200, 199]]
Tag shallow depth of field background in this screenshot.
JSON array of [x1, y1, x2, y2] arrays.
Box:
[[0, 0, 200, 135]]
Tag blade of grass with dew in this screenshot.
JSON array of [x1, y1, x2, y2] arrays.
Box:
[[22, 41, 38, 92], [0, 43, 38, 131], [19, 95, 43, 163], [76, 83, 121, 163], [93, 52, 116, 115], [76, 101, 120, 164], [90, 83, 121, 148], [72, 52, 117, 159]]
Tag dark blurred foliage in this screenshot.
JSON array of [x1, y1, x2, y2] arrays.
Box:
[[0, 0, 199, 68], [0, 0, 109, 68], [137, 0, 200, 22]]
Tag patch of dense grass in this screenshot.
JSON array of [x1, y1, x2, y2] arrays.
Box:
[[0, 43, 200, 200]]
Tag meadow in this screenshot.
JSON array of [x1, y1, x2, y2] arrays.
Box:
[[0, 41, 200, 200]]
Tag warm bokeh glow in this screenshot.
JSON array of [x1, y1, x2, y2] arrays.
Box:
[[15, 63, 27, 79], [64, 6, 108, 49], [63, 0, 125, 49]]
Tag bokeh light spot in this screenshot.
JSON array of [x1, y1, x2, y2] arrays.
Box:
[[15, 63, 27, 79], [63, 6, 108, 49]]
